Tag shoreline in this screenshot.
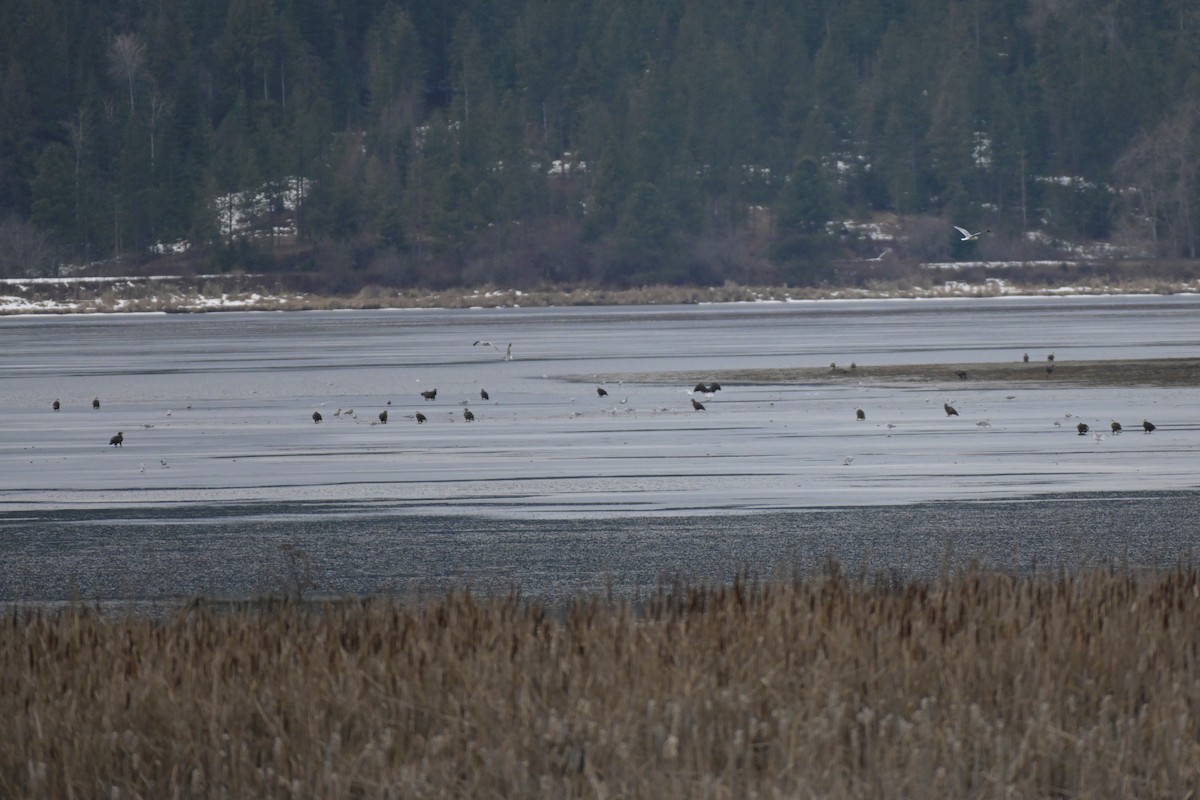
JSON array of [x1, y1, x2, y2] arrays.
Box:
[[581, 356, 1200, 388]]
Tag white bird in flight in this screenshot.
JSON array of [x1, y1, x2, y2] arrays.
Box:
[[954, 225, 989, 241]]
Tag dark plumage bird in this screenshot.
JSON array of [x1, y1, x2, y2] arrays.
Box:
[[1023, 352, 1029, 363], [378, 410, 388, 424], [1047, 353, 1055, 362], [415, 412, 427, 424], [92, 396, 100, 409], [1143, 419, 1156, 433], [856, 408, 866, 421], [312, 411, 322, 423], [421, 389, 437, 401], [480, 388, 489, 401], [944, 403, 959, 417], [693, 382, 710, 393], [52, 399, 60, 411], [709, 382, 721, 392], [109, 431, 124, 447], [597, 386, 608, 397], [691, 398, 706, 411], [1077, 422, 1089, 435], [1046, 363, 1055, 373], [463, 408, 475, 422], [1110, 420, 1122, 434], [955, 370, 968, 380]]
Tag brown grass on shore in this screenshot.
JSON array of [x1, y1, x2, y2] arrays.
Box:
[[5, 568, 1200, 798]]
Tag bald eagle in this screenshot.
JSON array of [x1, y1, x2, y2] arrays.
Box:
[[378, 410, 388, 424], [944, 403, 959, 417], [691, 398, 706, 411], [109, 431, 124, 447], [421, 389, 437, 401], [52, 399, 60, 411], [856, 408, 865, 420], [597, 386, 608, 397], [1143, 419, 1156, 433], [312, 411, 322, 423], [92, 397, 100, 410], [480, 388, 489, 400], [415, 412, 427, 424], [1077, 422, 1089, 435], [1110, 420, 1122, 433], [463, 408, 475, 422]]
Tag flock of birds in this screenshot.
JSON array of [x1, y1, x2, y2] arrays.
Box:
[[61, 335, 1158, 453]]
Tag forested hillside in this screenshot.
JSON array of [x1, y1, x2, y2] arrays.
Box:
[[2, 0, 1199, 290]]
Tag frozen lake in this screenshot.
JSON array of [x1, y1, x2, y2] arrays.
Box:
[[3, 295, 1200, 603]]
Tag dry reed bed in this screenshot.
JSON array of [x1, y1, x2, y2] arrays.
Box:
[[4, 570, 1200, 798]]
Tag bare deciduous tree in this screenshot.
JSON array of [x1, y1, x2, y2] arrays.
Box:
[[109, 33, 146, 113]]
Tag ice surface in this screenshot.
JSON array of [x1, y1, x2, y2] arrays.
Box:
[[1, 296, 1198, 517], [3, 296, 1200, 602]]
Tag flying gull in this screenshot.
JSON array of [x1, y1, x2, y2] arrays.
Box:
[[953, 225, 989, 241]]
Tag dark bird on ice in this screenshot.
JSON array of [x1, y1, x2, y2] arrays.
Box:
[[52, 399, 60, 411], [955, 370, 968, 380], [312, 411, 322, 423], [480, 388, 489, 401], [415, 412, 427, 424], [1023, 352, 1030, 362], [463, 408, 475, 422], [691, 398, 706, 411], [421, 389, 437, 401], [597, 386, 608, 397], [1077, 422, 1090, 435], [1110, 420, 1122, 434], [693, 382, 710, 393], [109, 431, 124, 447], [944, 403, 959, 417], [92, 396, 100, 409], [1047, 353, 1055, 362], [856, 408, 866, 421], [378, 410, 388, 424], [1143, 419, 1156, 433]]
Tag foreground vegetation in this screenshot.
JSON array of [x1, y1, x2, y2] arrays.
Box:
[[5, 568, 1200, 797]]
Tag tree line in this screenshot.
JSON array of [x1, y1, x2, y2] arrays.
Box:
[[2, 0, 1200, 288]]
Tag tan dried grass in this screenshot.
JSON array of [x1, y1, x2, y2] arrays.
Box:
[[4, 569, 1200, 797]]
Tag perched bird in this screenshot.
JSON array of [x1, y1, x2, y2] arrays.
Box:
[[856, 408, 866, 421], [1023, 352, 1029, 363], [955, 370, 968, 380], [378, 410, 388, 424], [953, 225, 989, 241], [109, 431, 124, 447], [1110, 420, 1122, 434], [415, 412, 427, 424], [850, 362, 857, 371], [52, 399, 60, 411], [709, 382, 721, 392], [1047, 353, 1055, 362], [505, 343, 513, 361], [480, 388, 489, 401], [944, 403, 959, 417], [691, 398, 706, 411], [463, 408, 475, 422], [421, 389, 437, 401], [312, 411, 322, 423], [597, 386, 608, 397], [1077, 422, 1090, 435], [1143, 419, 1156, 433], [92, 396, 100, 409]]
